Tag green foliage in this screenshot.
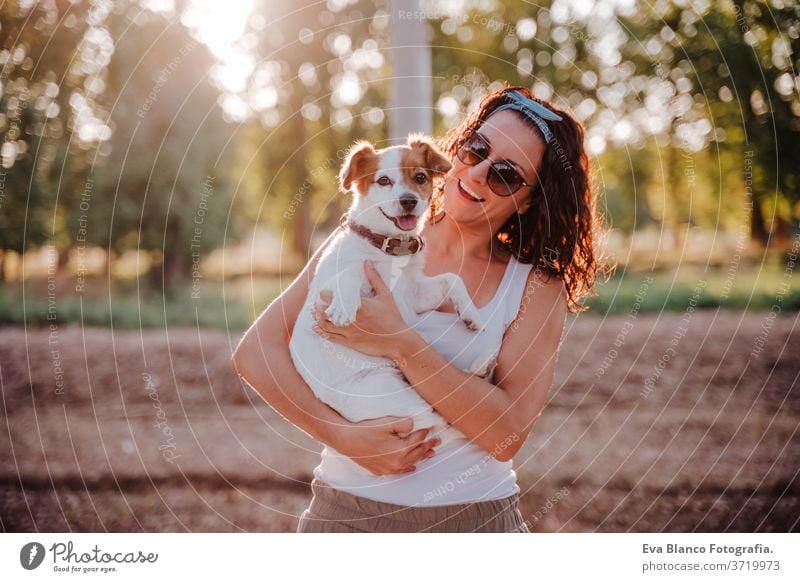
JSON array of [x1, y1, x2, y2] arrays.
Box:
[[616, 0, 800, 240], [0, 0, 94, 253], [426, 0, 799, 239], [3, 0, 799, 305], [228, 0, 388, 259], [2, 1, 240, 290], [84, 8, 237, 285]]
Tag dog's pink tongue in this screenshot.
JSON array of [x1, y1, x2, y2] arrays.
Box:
[[397, 215, 418, 231]]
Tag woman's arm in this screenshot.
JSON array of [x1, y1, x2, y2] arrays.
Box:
[[394, 270, 566, 461], [314, 262, 568, 461], [231, 230, 440, 475]]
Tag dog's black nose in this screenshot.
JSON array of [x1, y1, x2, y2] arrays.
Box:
[[399, 194, 418, 211]]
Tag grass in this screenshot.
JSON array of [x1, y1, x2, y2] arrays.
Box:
[[1, 256, 797, 330], [0, 275, 285, 331], [587, 261, 800, 315]]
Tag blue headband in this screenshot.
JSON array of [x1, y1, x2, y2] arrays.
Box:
[[492, 90, 563, 144]]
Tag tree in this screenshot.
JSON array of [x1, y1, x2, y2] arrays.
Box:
[[422, 0, 799, 248], [617, 0, 800, 244], [85, 2, 237, 292], [0, 0, 96, 278], [224, 0, 387, 261]]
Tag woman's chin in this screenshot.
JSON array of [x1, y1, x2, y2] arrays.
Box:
[[442, 197, 485, 224]]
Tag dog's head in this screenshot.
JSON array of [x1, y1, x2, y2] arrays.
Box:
[[339, 133, 452, 237]]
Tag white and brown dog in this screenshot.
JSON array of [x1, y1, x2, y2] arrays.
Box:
[[289, 135, 483, 473]]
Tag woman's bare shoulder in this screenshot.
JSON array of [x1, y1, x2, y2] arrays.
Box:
[[521, 265, 568, 315]]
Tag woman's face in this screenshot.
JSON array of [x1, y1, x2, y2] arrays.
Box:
[[441, 109, 545, 229]]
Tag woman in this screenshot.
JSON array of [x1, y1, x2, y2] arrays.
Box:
[[231, 86, 608, 532]]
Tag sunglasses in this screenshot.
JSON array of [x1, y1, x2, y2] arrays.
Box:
[[455, 132, 532, 197]]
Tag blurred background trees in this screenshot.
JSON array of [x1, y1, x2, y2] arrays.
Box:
[[0, 0, 94, 278], [91, 4, 236, 290], [1, 0, 798, 312], [225, 0, 386, 260]]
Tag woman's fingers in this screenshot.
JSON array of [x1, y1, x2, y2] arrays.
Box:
[[345, 418, 441, 475], [391, 438, 439, 474], [402, 437, 440, 464], [401, 441, 431, 465], [385, 416, 414, 435], [401, 426, 430, 450]]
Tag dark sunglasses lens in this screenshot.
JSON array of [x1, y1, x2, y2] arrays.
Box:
[[488, 163, 523, 196], [457, 134, 488, 165]]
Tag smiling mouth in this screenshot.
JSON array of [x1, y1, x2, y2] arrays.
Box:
[[379, 208, 419, 231], [457, 180, 485, 202]]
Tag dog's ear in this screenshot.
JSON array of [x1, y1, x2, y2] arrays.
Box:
[[339, 141, 378, 194], [408, 133, 452, 176]]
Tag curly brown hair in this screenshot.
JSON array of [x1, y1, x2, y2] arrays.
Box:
[[430, 85, 613, 314]]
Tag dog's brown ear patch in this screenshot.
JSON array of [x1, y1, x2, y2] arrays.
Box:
[[407, 133, 452, 175], [339, 141, 379, 194]]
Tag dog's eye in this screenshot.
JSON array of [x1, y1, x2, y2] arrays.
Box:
[[414, 172, 428, 184], [376, 176, 391, 186]]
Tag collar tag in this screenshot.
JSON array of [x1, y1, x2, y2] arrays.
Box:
[[345, 217, 424, 256]]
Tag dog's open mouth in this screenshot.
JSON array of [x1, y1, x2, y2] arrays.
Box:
[[379, 208, 419, 231]]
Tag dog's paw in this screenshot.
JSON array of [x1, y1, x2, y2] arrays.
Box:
[[325, 300, 359, 327], [446, 280, 484, 332], [455, 304, 484, 332], [462, 314, 484, 332]]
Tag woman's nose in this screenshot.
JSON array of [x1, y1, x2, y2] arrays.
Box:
[[466, 158, 490, 186]]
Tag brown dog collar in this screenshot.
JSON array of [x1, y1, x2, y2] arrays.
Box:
[[342, 216, 425, 256]]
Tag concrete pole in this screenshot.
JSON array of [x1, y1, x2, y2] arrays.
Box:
[[388, 0, 432, 143]]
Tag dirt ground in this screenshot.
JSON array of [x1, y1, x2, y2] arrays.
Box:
[[1, 310, 798, 532]]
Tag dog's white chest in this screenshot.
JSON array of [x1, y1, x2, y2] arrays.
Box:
[[382, 255, 412, 292]]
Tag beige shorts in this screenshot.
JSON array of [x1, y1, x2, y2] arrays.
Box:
[[297, 478, 529, 533]]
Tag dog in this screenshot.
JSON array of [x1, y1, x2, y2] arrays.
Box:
[[289, 134, 484, 474]]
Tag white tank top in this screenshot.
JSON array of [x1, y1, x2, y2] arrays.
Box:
[[313, 254, 534, 506]]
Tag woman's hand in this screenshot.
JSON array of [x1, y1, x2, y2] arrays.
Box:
[[332, 416, 440, 476], [313, 260, 415, 361]]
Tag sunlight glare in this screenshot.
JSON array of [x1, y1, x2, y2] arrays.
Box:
[[181, 0, 254, 61]]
